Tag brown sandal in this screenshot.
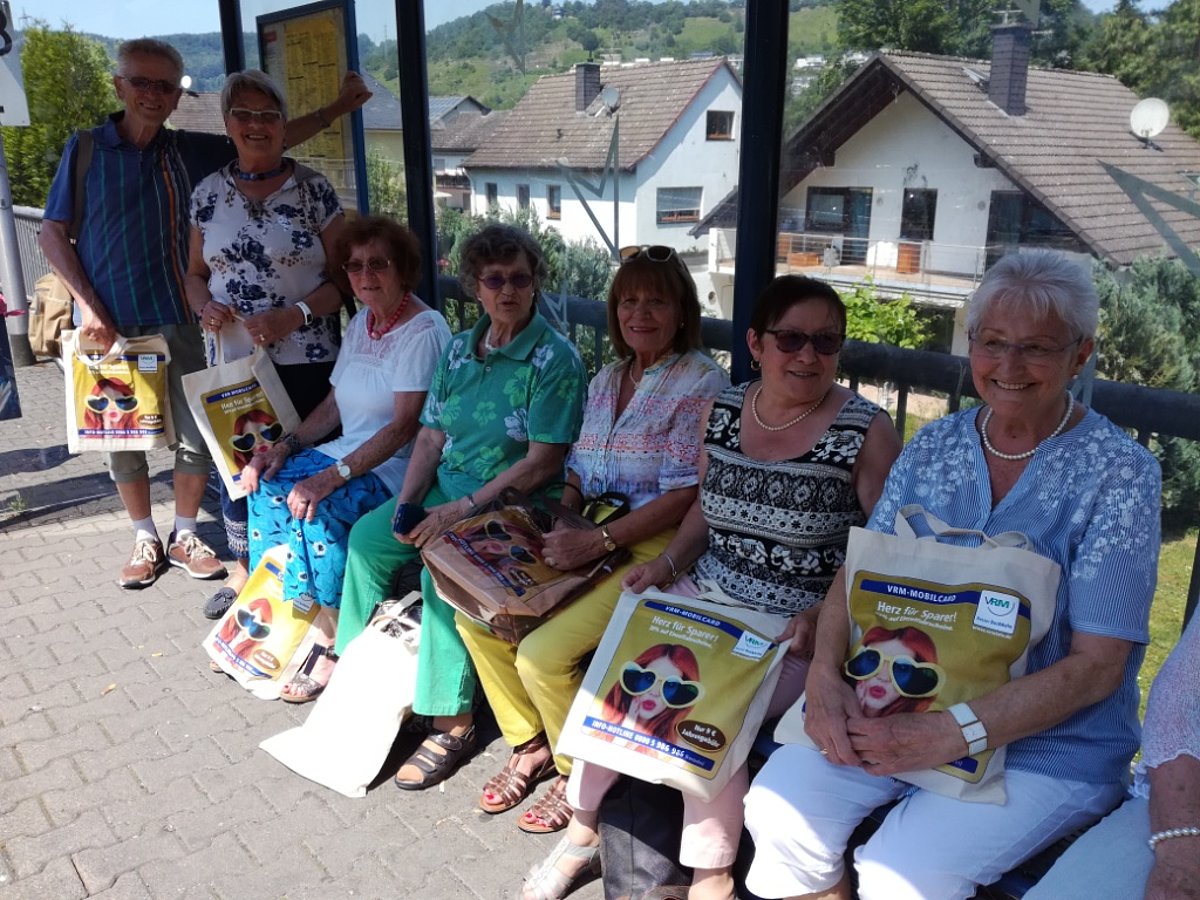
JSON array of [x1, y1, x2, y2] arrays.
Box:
[[394, 725, 478, 790], [479, 734, 555, 814], [518, 775, 574, 833]]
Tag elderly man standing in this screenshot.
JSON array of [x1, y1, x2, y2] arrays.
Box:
[[39, 38, 369, 590]]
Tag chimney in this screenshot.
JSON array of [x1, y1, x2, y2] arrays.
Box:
[[575, 62, 601, 112], [988, 23, 1031, 116]]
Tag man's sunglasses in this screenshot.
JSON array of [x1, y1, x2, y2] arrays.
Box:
[[478, 273, 534, 291], [87, 395, 138, 413], [620, 662, 704, 708], [228, 107, 284, 124], [764, 329, 845, 356], [229, 423, 284, 453], [117, 75, 179, 95], [235, 608, 271, 640], [343, 257, 393, 274], [844, 648, 944, 699]]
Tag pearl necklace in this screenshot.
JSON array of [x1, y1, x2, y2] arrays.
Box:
[[751, 383, 829, 432], [366, 292, 410, 340], [483, 328, 500, 354], [980, 392, 1074, 461]]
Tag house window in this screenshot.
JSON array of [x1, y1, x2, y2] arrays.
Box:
[[518, 184, 530, 210], [706, 110, 734, 140], [803, 187, 872, 263], [433, 157, 446, 171], [986, 191, 1082, 266], [547, 184, 562, 219], [485, 182, 498, 206], [900, 189, 938, 241], [657, 187, 702, 224], [806, 188, 848, 232]]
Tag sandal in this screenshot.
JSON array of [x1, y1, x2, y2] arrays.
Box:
[[480, 734, 555, 814], [279, 644, 338, 704], [394, 725, 478, 790], [521, 833, 600, 900], [518, 775, 573, 834]]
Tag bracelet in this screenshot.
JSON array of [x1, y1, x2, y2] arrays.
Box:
[[946, 702, 989, 755], [661, 551, 679, 584], [1148, 826, 1200, 851], [315, 107, 332, 128]]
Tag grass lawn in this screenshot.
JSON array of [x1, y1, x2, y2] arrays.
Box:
[[1142, 528, 1195, 713]]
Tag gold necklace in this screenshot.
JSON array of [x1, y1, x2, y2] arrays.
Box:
[[751, 383, 829, 432]]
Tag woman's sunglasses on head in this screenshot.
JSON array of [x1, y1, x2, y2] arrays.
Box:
[[620, 245, 679, 265], [620, 662, 704, 708], [228, 107, 284, 124], [765, 329, 845, 356], [229, 423, 285, 453], [478, 273, 534, 291], [87, 395, 139, 413], [844, 648, 944, 698]]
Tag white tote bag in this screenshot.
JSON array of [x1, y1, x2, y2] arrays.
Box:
[[258, 597, 421, 798]]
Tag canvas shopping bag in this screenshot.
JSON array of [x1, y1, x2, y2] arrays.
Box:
[[557, 588, 790, 801], [203, 545, 318, 701], [63, 330, 175, 453], [774, 504, 1060, 803], [422, 487, 630, 643], [30, 273, 74, 359], [258, 595, 422, 798], [182, 328, 300, 500]]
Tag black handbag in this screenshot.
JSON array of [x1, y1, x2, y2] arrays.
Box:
[[598, 775, 692, 900]]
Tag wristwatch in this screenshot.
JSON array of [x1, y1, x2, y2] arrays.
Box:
[[296, 301, 314, 327], [335, 458, 352, 481], [600, 525, 617, 552], [947, 702, 988, 755]]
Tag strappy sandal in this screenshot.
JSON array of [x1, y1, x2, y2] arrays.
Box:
[[521, 833, 600, 900], [280, 644, 338, 704], [518, 775, 573, 834], [394, 725, 478, 791], [480, 734, 556, 814]]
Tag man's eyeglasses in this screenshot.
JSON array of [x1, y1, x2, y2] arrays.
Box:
[[619, 662, 704, 708], [619, 245, 678, 265], [968, 333, 1082, 361], [764, 329, 845, 356], [844, 648, 944, 699], [478, 273, 534, 291], [343, 257, 393, 275], [229, 423, 284, 453], [117, 75, 179, 96], [87, 394, 139, 413], [228, 107, 284, 125]]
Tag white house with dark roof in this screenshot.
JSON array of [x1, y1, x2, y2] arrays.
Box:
[[463, 58, 742, 254], [693, 25, 1200, 348]]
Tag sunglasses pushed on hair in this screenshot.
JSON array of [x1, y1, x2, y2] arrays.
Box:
[[87, 394, 139, 413], [620, 245, 680, 265], [229, 423, 284, 453], [844, 648, 944, 698], [764, 329, 845, 356], [620, 662, 704, 708]]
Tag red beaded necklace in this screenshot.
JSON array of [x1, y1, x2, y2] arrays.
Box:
[[366, 292, 411, 340]]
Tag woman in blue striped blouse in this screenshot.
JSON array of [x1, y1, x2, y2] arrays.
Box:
[[744, 250, 1162, 900]]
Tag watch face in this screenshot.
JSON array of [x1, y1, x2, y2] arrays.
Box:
[[337, 462, 351, 478]]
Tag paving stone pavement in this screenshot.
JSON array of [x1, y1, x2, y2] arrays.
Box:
[[1, 362, 605, 900]]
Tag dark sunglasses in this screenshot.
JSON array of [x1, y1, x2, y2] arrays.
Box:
[[235, 608, 271, 640], [620, 662, 704, 708], [228, 107, 284, 124], [764, 329, 845, 356], [844, 648, 944, 699], [229, 423, 284, 453], [117, 74, 179, 95], [343, 257, 393, 275], [478, 272, 534, 291], [619, 244, 678, 264], [86, 394, 139, 413]]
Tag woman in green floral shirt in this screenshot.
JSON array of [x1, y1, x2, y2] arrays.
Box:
[[332, 224, 587, 789]]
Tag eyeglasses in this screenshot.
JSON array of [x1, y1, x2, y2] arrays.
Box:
[[228, 107, 284, 124], [844, 648, 944, 699], [764, 329, 845, 356], [86, 394, 139, 413], [117, 75, 179, 95], [229, 423, 284, 453], [968, 333, 1082, 361], [235, 608, 271, 640], [619, 245, 678, 264], [478, 272, 534, 291], [343, 257, 393, 275], [619, 662, 704, 708]]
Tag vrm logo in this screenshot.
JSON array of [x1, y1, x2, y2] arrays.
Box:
[[974, 590, 1020, 635]]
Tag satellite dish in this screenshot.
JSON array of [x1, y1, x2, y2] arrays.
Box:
[[1130, 98, 1169, 140], [600, 85, 620, 111]]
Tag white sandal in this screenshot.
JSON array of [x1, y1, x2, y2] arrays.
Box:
[[521, 834, 601, 900]]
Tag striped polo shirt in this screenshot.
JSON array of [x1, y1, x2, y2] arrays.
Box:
[[44, 113, 236, 329], [865, 406, 1161, 785]]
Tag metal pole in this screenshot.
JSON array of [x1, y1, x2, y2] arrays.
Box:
[[217, 0, 245, 73], [0, 130, 32, 366]]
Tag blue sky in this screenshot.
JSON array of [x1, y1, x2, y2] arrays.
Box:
[[27, 0, 1120, 44]]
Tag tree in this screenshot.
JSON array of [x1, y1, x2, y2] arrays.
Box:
[[2, 24, 115, 208], [365, 150, 407, 222], [840, 279, 929, 349]]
